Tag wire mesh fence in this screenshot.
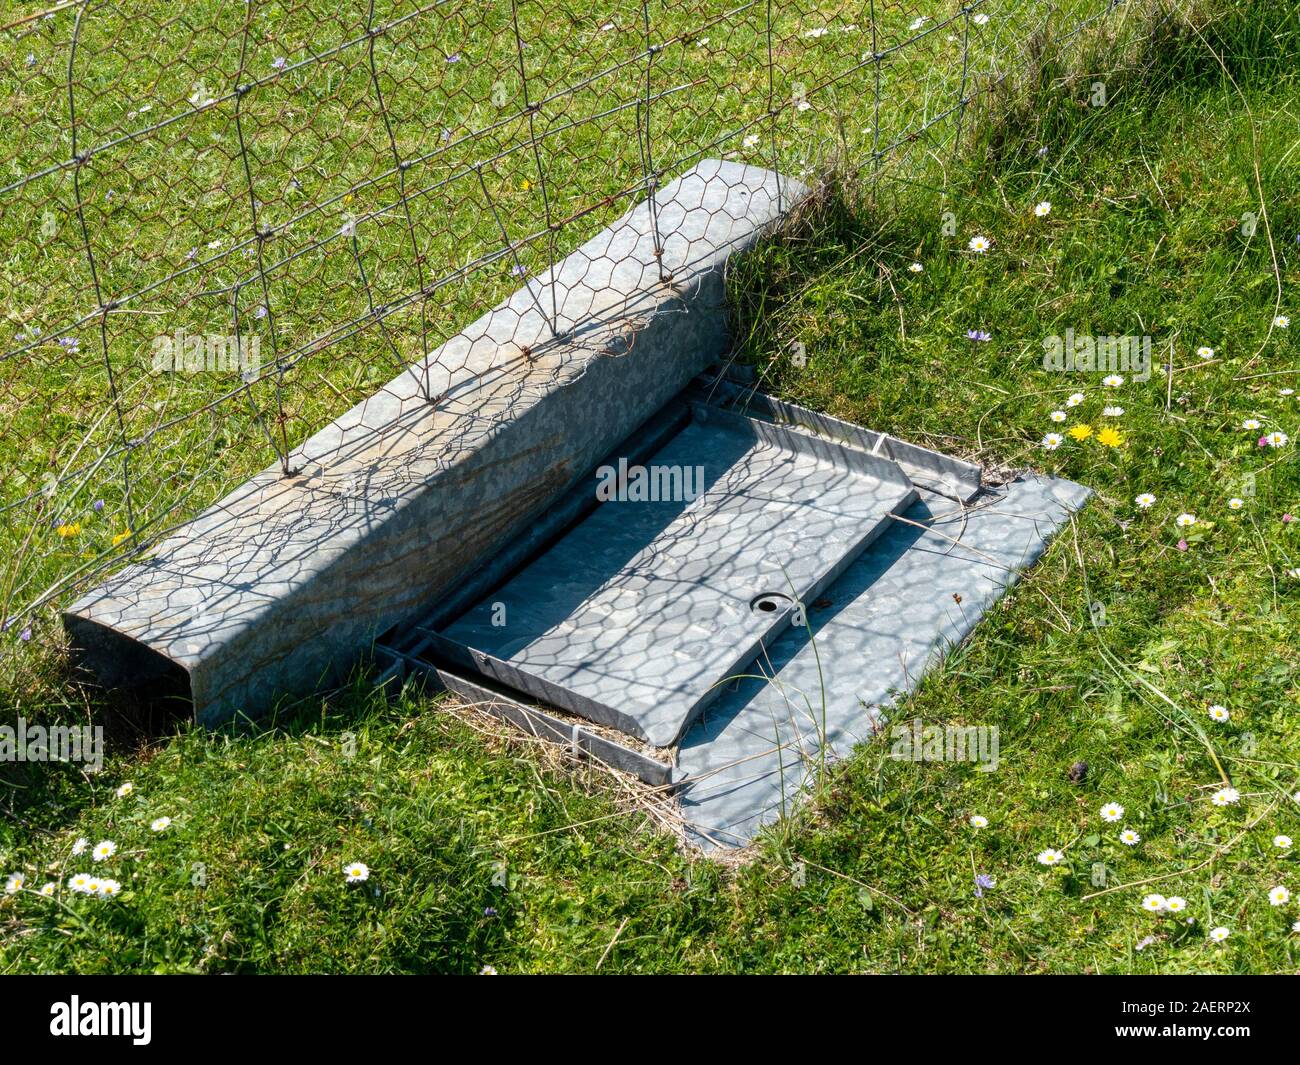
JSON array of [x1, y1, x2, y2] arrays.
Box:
[[0, 0, 1127, 666]]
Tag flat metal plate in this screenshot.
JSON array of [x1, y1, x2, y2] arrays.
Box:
[[438, 405, 917, 746], [676, 473, 1092, 848]]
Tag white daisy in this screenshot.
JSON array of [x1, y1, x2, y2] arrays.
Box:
[[1065, 392, 1085, 407], [4, 872, 24, 894], [1241, 418, 1261, 430], [344, 861, 370, 884], [1274, 315, 1290, 329], [1100, 802, 1124, 823], [908, 261, 923, 273], [1274, 835, 1293, 849], [968, 234, 990, 253], [1102, 374, 1124, 387], [1120, 828, 1141, 846], [150, 817, 172, 833], [1227, 498, 1244, 510], [71, 837, 88, 856], [973, 12, 990, 25], [1141, 893, 1166, 912], [480, 964, 498, 975], [91, 840, 117, 862], [1036, 848, 1065, 866], [1196, 346, 1215, 359], [1102, 405, 1124, 417], [909, 16, 928, 31], [39, 882, 56, 896], [969, 814, 988, 828], [1050, 410, 1067, 422], [1042, 432, 1063, 451], [1211, 787, 1240, 806], [96, 878, 121, 898], [1034, 201, 1051, 218], [1265, 431, 1289, 447], [1293, 920, 1300, 932], [1175, 513, 1197, 528], [1207, 704, 1230, 722], [115, 782, 133, 798], [1280, 388, 1295, 396], [1135, 492, 1157, 508], [742, 134, 760, 149], [68, 873, 91, 894], [1209, 926, 1230, 942], [1164, 896, 1187, 913], [1268, 885, 1291, 906], [84, 878, 102, 895]]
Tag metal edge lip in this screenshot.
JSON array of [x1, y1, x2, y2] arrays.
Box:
[[693, 377, 984, 502]]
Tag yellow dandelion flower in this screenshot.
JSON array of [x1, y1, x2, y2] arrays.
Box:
[[56, 522, 81, 538], [1097, 427, 1123, 447], [111, 529, 133, 547], [520, 179, 533, 191], [1067, 424, 1092, 441]]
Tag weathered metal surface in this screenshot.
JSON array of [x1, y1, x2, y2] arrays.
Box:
[[695, 377, 983, 502], [63, 160, 809, 725], [676, 473, 1092, 848], [373, 643, 673, 788], [436, 405, 917, 747]]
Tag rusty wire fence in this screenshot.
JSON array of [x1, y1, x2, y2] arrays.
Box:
[[0, 0, 1129, 669]]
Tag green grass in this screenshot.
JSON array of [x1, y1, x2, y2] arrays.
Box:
[[4, 0, 1300, 973]]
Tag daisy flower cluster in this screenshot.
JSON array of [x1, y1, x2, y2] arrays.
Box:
[[3, 782, 177, 906], [1042, 388, 1124, 451]]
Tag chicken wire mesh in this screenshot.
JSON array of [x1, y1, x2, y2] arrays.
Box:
[[0, 0, 1127, 665]]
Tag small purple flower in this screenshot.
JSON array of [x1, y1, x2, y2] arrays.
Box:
[[93, 499, 104, 513], [510, 263, 528, 278], [966, 329, 991, 342], [1259, 435, 1270, 448], [1283, 513, 1294, 523], [1176, 538, 1189, 551], [186, 247, 198, 262], [441, 127, 453, 143], [974, 873, 995, 897], [483, 906, 498, 917], [255, 305, 268, 319], [446, 52, 462, 64], [25, 54, 36, 69], [58, 336, 79, 353], [272, 56, 287, 71], [19, 627, 32, 642]]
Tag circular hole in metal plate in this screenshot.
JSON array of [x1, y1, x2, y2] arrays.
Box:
[[749, 592, 793, 615]]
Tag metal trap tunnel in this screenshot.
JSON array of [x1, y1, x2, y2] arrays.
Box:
[[62, 160, 1088, 847]]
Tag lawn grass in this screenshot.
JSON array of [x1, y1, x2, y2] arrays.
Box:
[[3, 0, 1300, 973]]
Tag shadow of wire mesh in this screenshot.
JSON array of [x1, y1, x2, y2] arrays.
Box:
[[0, 0, 1126, 668]]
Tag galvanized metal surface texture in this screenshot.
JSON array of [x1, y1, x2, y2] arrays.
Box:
[[62, 161, 809, 725], [438, 404, 918, 746], [677, 473, 1092, 848]]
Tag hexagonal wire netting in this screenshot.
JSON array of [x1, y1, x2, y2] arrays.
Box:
[[0, 0, 1126, 660]]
